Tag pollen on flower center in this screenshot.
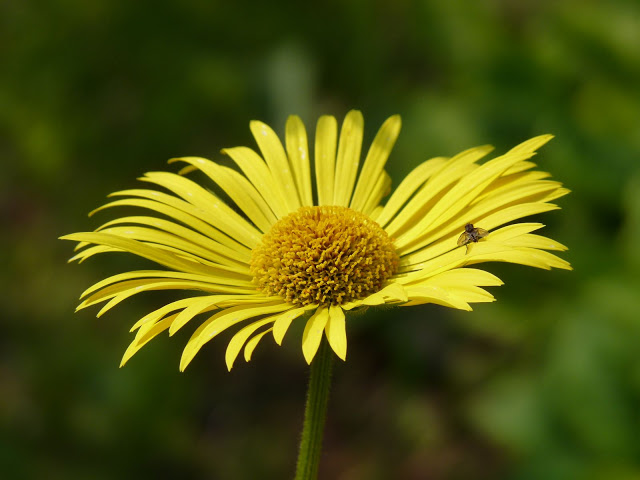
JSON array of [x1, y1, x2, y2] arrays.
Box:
[[250, 206, 399, 306]]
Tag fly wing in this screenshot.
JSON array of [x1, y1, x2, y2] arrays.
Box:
[[476, 228, 489, 239], [457, 232, 470, 246]]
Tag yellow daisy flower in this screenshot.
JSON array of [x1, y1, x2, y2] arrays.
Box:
[[61, 110, 570, 372]]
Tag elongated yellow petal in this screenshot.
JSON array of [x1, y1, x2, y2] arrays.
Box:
[[466, 247, 572, 271], [315, 116, 337, 205], [384, 145, 493, 237], [302, 306, 329, 364], [250, 120, 301, 211], [470, 171, 552, 205], [404, 284, 472, 310], [333, 111, 364, 206], [222, 146, 288, 218], [79, 278, 253, 314], [367, 205, 385, 222], [78, 270, 249, 301], [480, 202, 561, 230], [350, 115, 401, 211], [272, 306, 315, 345], [88, 225, 253, 275], [395, 179, 566, 256], [180, 302, 290, 371], [128, 297, 196, 332], [503, 160, 537, 175], [402, 268, 502, 307], [226, 317, 277, 371], [62, 232, 239, 278], [140, 172, 262, 247], [405, 267, 503, 287], [94, 216, 250, 272], [486, 223, 545, 241], [361, 293, 385, 305], [375, 157, 448, 228], [168, 294, 272, 336], [508, 134, 554, 155], [399, 239, 571, 284], [362, 171, 391, 216], [355, 282, 409, 306], [170, 157, 277, 231], [244, 328, 273, 363], [325, 305, 347, 360], [541, 187, 571, 203], [503, 233, 568, 251], [285, 115, 313, 206], [92, 192, 252, 259], [69, 245, 121, 263], [120, 314, 177, 367], [371, 282, 409, 303], [395, 148, 542, 248]]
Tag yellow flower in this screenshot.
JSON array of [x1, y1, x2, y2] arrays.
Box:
[[61, 111, 570, 371]]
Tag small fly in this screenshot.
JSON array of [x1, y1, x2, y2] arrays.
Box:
[[457, 223, 489, 254]]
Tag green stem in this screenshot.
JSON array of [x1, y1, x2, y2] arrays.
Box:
[[294, 338, 334, 480]]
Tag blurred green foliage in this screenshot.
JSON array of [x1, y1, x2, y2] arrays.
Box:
[[2, 0, 640, 478]]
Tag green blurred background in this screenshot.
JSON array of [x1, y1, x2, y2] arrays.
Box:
[[2, 0, 640, 478]]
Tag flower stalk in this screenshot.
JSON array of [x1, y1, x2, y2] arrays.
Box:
[[295, 338, 334, 480]]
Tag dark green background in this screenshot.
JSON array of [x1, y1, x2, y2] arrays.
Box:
[[2, 1, 640, 478]]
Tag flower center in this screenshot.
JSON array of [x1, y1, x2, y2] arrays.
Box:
[[250, 206, 399, 306]]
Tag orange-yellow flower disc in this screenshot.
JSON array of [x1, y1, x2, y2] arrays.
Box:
[[250, 206, 399, 306]]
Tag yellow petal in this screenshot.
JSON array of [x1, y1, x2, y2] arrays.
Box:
[[128, 297, 195, 332], [362, 171, 391, 216], [403, 268, 503, 306], [285, 115, 313, 206], [503, 233, 568, 251], [92, 191, 252, 259], [250, 120, 301, 211], [170, 157, 277, 231], [404, 284, 472, 310], [362, 293, 385, 305], [333, 110, 364, 206], [94, 216, 250, 271], [480, 203, 561, 231], [168, 294, 273, 336], [395, 147, 541, 248], [325, 305, 347, 360], [375, 157, 448, 228], [350, 115, 401, 211], [467, 247, 572, 271], [384, 145, 493, 237], [179, 302, 290, 371], [226, 317, 276, 371], [141, 172, 262, 247], [169, 296, 227, 336], [315, 116, 337, 206], [272, 306, 314, 345], [77, 277, 252, 314], [78, 270, 248, 301], [120, 314, 177, 367], [302, 306, 329, 364], [503, 160, 537, 175], [223, 146, 289, 218], [376, 282, 409, 303], [62, 232, 243, 279], [470, 171, 553, 205], [244, 328, 273, 363], [415, 267, 504, 287], [508, 134, 554, 155], [89, 225, 254, 276]]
